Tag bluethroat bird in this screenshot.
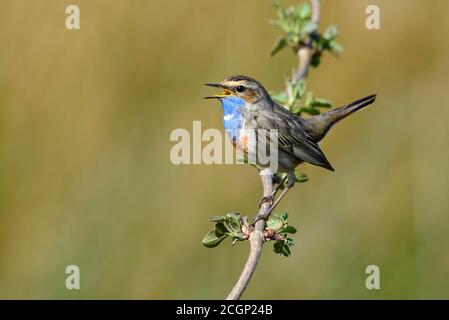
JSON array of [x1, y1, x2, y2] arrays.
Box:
[[205, 75, 376, 215]]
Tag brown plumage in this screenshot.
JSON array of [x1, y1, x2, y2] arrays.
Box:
[[304, 94, 377, 143], [206, 75, 376, 188]]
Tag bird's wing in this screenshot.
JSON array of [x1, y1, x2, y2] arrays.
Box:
[[253, 106, 335, 171], [277, 132, 334, 171]]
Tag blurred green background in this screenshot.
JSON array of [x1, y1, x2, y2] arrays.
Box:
[[1, 0, 448, 299]]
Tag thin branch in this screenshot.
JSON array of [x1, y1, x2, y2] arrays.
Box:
[[226, 171, 273, 300], [226, 0, 321, 300], [292, 47, 314, 83], [311, 0, 321, 26], [292, 0, 321, 83]]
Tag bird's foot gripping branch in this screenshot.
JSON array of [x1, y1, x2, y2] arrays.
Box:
[[202, 212, 297, 257]]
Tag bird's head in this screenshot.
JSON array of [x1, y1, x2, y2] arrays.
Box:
[[204, 75, 271, 105]]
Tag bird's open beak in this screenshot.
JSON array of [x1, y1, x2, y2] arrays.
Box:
[[204, 83, 233, 99]]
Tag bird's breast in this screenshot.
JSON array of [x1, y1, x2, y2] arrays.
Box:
[[220, 96, 254, 151], [226, 125, 256, 153], [223, 113, 244, 145]]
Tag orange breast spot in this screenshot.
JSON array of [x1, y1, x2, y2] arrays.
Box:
[[241, 134, 249, 149], [233, 132, 249, 153]]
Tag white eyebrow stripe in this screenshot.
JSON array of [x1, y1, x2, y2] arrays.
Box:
[[223, 114, 234, 121]]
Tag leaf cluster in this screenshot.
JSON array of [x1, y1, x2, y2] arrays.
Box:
[[270, 1, 342, 117], [202, 213, 250, 248], [270, 1, 343, 60], [271, 78, 333, 116], [203, 211, 299, 258], [266, 212, 297, 257]]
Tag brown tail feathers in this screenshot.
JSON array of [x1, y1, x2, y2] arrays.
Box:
[[304, 94, 377, 143]]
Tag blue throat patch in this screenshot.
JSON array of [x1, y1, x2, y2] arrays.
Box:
[[220, 96, 245, 142]]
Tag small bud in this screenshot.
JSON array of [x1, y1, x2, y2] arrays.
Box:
[[264, 228, 275, 240], [242, 224, 253, 239]]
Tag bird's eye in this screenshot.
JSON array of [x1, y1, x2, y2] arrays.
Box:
[[236, 85, 245, 93]]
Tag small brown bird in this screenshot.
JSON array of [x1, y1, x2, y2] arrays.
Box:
[[205, 75, 376, 214]]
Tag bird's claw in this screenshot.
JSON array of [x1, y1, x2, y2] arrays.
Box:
[[252, 214, 265, 226], [259, 195, 274, 208], [272, 173, 282, 185]]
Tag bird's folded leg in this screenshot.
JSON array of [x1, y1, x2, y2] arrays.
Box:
[[258, 174, 287, 208], [266, 185, 291, 216], [258, 194, 274, 208], [254, 173, 295, 224], [253, 186, 292, 224], [272, 173, 283, 185]]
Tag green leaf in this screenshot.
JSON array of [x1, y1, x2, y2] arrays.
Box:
[[291, 79, 305, 100], [329, 40, 343, 53], [266, 216, 283, 232], [301, 107, 321, 115], [282, 244, 291, 257], [202, 230, 227, 248], [209, 216, 226, 223], [214, 222, 228, 237], [295, 171, 309, 183], [297, 3, 311, 19], [226, 213, 241, 227], [301, 21, 317, 36], [226, 212, 240, 219], [285, 78, 305, 109], [311, 98, 332, 108], [294, 79, 306, 96], [283, 225, 297, 234], [305, 92, 314, 107], [280, 212, 289, 221], [323, 25, 339, 40], [271, 91, 288, 104], [223, 222, 239, 236], [222, 213, 242, 238], [273, 241, 283, 254], [273, 241, 291, 257], [310, 55, 321, 67], [271, 36, 288, 57], [290, 104, 302, 114], [286, 80, 294, 103]]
